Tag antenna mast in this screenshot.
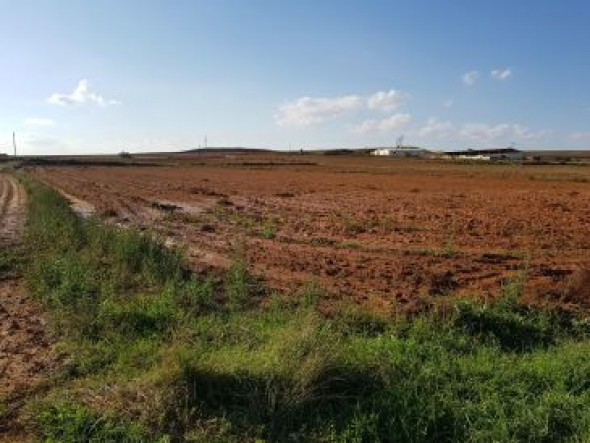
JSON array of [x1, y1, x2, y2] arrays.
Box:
[[396, 134, 404, 149], [12, 132, 16, 157]]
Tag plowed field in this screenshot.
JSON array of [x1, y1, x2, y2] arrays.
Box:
[[30, 156, 590, 312]]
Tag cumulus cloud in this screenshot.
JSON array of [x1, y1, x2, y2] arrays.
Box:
[[367, 90, 408, 112], [416, 118, 455, 138], [275, 95, 363, 127], [462, 70, 480, 86], [413, 118, 547, 145], [491, 68, 512, 80], [47, 79, 121, 106], [276, 89, 411, 127], [353, 113, 412, 134], [459, 123, 546, 142], [24, 117, 55, 126]]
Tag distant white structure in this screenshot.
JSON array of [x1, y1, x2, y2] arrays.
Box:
[[443, 148, 523, 162], [372, 146, 428, 157]]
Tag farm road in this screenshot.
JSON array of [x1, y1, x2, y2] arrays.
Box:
[[0, 173, 26, 243], [0, 174, 57, 440]]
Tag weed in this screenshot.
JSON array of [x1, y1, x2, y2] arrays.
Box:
[[35, 401, 154, 442], [175, 276, 217, 314], [443, 222, 458, 257], [224, 254, 261, 309], [0, 247, 21, 276], [299, 278, 324, 308], [259, 217, 279, 239]]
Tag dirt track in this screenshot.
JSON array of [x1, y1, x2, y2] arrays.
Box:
[[0, 173, 56, 439], [31, 157, 590, 312], [0, 174, 26, 244]]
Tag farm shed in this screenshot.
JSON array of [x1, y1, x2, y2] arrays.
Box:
[[443, 148, 523, 162], [372, 147, 428, 157]]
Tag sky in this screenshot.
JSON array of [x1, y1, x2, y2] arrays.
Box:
[[0, 0, 589, 155]]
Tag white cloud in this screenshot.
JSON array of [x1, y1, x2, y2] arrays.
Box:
[[47, 79, 121, 106], [367, 90, 408, 112], [443, 99, 454, 108], [459, 123, 546, 142], [275, 95, 363, 127], [491, 68, 512, 80], [276, 89, 411, 127], [570, 132, 590, 142], [24, 117, 55, 127], [416, 118, 455, 138], [412, 118, 548, 145], [462, 71, 480, 86], [353, 113, 412, 134]]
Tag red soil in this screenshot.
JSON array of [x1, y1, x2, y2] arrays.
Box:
[[30, 156, 590, 312]]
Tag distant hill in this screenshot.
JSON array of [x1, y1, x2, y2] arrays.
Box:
[[181, 147, 274, 154]]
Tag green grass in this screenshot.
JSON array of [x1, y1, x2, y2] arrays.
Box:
[[0, 248, 21, 276], [15, 176, 590, 442], [33, 401, 155, 442]]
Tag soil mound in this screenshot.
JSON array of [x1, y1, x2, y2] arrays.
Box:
[[564, 269, 590, 306]]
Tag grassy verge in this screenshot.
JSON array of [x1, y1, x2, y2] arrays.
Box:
[[19, 177, 590, 442]]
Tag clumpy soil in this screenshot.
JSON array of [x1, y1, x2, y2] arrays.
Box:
[[31, 155, 590, 312]]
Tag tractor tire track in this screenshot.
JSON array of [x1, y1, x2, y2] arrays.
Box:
[[0, 174, 25, 244], [0, 174, 59, 441]]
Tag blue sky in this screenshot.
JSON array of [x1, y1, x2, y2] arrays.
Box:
[[1, 0, 589, 154]]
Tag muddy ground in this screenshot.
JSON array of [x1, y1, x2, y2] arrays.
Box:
[[31, 155, 590, 312]]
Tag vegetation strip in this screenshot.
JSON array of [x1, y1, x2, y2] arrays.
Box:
[[11, 176, 590, 442]]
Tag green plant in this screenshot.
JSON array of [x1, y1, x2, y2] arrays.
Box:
[[0, 248, 20, 275], [299, 278, 324, 308], [443, 222, 458, 257], [224, 251, 261, 309], [259, 217, 278, 239], [36, 402, 153, 442]]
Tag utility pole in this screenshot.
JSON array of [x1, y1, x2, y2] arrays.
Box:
[[12, 132, 16, 157]]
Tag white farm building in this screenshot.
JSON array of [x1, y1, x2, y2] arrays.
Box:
[[443, 148, 523, 162], [372, 147, 428, 157]]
